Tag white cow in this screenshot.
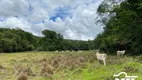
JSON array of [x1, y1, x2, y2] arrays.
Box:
[[96, 51, 107, 67], [78, 50, 82, 53], [55, 50, 58, 53], [117, 50, 125, 57]]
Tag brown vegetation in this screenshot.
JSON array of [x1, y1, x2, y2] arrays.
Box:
[[49, 53, 91, 70], [16, 74, 28, 80], [124, 66, 139, 73], [0, 64, 5, 69], [40, 62, 54, 79], [14, 65, 33, 76]]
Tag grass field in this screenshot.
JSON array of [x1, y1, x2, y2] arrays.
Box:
[[0, 51, 141, 80]]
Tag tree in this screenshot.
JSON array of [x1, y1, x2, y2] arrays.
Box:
[[94, 0, 142, 55], [38, 30, 64, 51], [0, 28, 36, 52]]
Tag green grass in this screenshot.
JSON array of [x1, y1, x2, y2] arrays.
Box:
[[0, 51, 141, 80]]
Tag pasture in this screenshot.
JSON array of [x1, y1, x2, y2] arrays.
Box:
[[0, 51, 141, 80]]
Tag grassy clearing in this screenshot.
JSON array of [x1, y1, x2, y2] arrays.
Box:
[[0, 51, 141, 80]]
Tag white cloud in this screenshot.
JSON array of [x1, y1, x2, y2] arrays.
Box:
[[0, 17, 30, 30], [27, 8, 49, 22], [0, 0, 104, 40], [0, 0, 29, 17]]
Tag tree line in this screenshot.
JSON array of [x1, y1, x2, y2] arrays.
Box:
[[0, 28, 94, 53], [94, 0, 142, 55]]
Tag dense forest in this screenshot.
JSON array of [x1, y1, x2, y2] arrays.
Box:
[[94, 0, 142, 55], [0, 28, 94, 52]]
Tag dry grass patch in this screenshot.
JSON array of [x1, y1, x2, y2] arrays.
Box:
[[14, 65, 34, 76], [123, 66, 139, 73], [40, 62, 54, 79], [0, 64, 6, 69], [16, 74, 28, 80], [49, 54, 88, 70]]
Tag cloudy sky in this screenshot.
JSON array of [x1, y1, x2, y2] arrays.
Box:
[[0, 0, 104, 40]]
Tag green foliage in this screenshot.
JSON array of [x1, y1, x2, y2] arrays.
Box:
[[0, 28, 93, 52], [37, 30, 64, 51], [95, 0, 142, 55], [98, 3, 109, 13], [37, 29, 93, 51], [0, 28, 37, 52], [63, 39, 90, 51]]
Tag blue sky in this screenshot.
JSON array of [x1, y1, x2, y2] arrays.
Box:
[[0, 0, 104, 40], [50, 6, 73, 21]]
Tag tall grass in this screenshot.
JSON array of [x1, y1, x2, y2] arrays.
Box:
[[0, 51, 141, 80]]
